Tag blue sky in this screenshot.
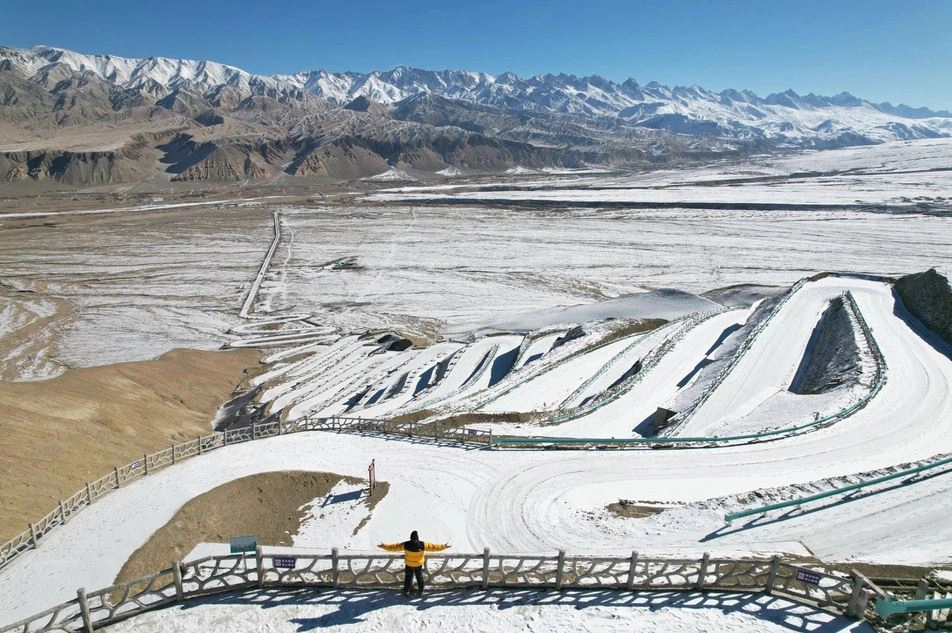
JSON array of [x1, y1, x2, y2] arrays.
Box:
[[2, 0, 951, 109]]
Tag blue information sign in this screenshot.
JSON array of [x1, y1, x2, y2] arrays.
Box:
[[273, 556, 297, 569], [796, 569, 822, 585]]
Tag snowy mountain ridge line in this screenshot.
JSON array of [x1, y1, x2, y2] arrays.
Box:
[[2, 44, 951, 148], [5, 44, 950, 117]]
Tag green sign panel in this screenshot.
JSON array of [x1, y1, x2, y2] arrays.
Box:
[[229, 536, 258, 554]]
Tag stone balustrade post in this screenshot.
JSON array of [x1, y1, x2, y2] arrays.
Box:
[[172, 560, 185, 601], [626, 551, 639, 590], [696, 552, 710, 590], [766, 555, 782, 592], [555, 550, 566, 589], [332, 547, 340, 588], [77, 587, 94, 633]]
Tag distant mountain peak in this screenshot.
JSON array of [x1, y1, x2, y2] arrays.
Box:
[[2, 43, 950, 149]]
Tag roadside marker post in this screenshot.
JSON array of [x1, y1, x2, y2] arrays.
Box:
[[368, 459, 376, 492]]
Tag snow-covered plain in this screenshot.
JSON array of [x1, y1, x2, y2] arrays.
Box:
[[3, 138, 952, 631], [0, 206, 271, 380], [2, 140, 950, 379], [267, 203, 952, 339], [368, 138, 952, 207]]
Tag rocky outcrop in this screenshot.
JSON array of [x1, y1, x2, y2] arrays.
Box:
[[0, 132, 167, 185], [343, 96, 390, 118], [1, 148, 132, 185], [158, 134, 276, 182], [789, 295, 862, 395], [895, 269, 952, 346], [288, 136, 391, 179]]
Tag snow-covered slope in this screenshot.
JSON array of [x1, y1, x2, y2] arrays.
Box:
[[2, 45, 950, 149]]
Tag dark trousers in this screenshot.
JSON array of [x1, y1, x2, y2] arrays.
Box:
[[403, 565, 424, 594]]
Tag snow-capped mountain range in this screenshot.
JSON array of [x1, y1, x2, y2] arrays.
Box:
[[3, 45, 951, 149]]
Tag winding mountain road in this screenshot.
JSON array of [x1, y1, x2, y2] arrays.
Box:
[[2, 276, 951, 623]]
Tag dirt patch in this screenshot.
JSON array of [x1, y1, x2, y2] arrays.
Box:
[[0, 280, 78, 380], [600, 318, 668, 343], [822, 561, 941, 583], [387, 409, 439, 424], [607, 501, 669, 519], [114, 470, 388, 585], [0, 347, 260, 541], [387, 409, 542, 427]]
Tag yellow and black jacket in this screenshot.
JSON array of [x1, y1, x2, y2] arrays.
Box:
[[379, 539, 448, 567]]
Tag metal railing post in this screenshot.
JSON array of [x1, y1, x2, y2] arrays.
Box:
[[332, 547, 340, 588], [59, 500, 67, 525], [85, 481, 93, 503], [77, 587, 94, 633], [172, 560, 184, 601], [482, 547, 491, 589], [626, 551, 639, 590], [696, 552, 710, 590], [28, 522, 38, 548], [171, 444, 176, 464], [143, 454, 149, 475], [555, 550, 566, 589], [114, 466, 121, 488]]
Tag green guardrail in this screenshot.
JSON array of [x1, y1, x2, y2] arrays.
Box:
[[489, 386, 883, 447], [723, 454, 952, 525], [490, 288, 887, 451], [877, 596, 952, 617], [489, 393, 872, 446]]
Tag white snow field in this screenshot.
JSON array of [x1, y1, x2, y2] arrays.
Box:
[[3, 140, 951, 380], [676, 277, 884, 437], [3, 139, 952, 632], [3, 274, 952, 622], [267, 203, 952, 342], [106, 590, 871, 633], [241, 277, 879, 440], [368, 137, 952, 208], [0, 205, 273, 380]]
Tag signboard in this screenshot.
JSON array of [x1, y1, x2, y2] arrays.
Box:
[[467, 429, 477, 437], [273, 556, 297, 569], [131, 460, 141, 470], [229, 536, 258, 554], [795, 569, 822, 586]]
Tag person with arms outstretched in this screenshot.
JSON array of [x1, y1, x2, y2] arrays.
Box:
[[378, 530, 450, 597]]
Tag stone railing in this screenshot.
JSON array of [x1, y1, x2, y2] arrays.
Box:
[[0, 550, 882, 633], [0, 416, 490, 573]]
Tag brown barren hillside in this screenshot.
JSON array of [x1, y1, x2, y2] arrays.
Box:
[[0, 347, 260, 541]]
